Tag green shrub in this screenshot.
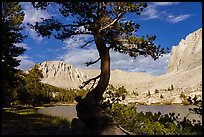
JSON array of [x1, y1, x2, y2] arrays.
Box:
[[105, 103, 202, 135], [100, 87, 202, 135], [100, 85, 127, 109], [187, 96, 202, 116]]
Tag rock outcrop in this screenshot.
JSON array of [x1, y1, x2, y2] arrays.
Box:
[[125, 28, 202, 105], [167, 28, 202, 73], [123, 28, 202, 105]]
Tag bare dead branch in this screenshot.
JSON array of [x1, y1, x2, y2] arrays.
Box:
[[90, 79, 96, 90], [85, 58, 101, 67], [80, 40, 94, 48], [79, 74, 101, 89], [99, 11, 125, 33]]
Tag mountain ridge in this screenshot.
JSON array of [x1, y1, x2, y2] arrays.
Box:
[[35, 28, 202, 105]]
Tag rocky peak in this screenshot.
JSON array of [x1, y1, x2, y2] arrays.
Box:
[[167, 28, 202, 73], [38, 61, 88, 89]]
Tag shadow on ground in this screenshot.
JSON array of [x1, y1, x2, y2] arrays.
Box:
[[2, 109, 70, 135]]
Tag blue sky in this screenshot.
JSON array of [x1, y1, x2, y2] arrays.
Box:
[[17, 2, 202, 76]]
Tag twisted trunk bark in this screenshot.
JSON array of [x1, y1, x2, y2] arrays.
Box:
[[91, 33, 110, 102], [76, 33, 111, 119], [72, 33, 125, 135], [77, 33, 110, 105]]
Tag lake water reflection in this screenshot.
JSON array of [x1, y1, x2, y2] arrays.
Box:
[[37, 104, 202, 123], [37, 105, 77, 121], [135, 104, 202, 122]]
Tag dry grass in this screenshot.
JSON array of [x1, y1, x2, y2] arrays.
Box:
[[2, 106, 71, 135]]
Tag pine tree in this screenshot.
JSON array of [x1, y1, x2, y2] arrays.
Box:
[[2, 2, 27, 106], [23, 64, 43, 105], [30, 2, 169, 130], [31, 2, 168, 105]]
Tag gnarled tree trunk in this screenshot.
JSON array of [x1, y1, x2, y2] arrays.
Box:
[[76, 32, 111, 106], [70, 33, 127, 135], [76, 33, 110, 119], [90, 33, 110, 103]]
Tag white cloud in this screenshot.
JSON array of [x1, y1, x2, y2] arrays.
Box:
[[141, 2, 191, 24], [128, 53, 170, 76], [21, 2, 51, 42], [142, 5, 159, 20], [21, 2, 51, 24], [57, 35, 171, 76], [16, 55, 35, 71], [14, 44, 35, 71], [109, 50, 170, 76], [58, 48, 100, 69], [152, 2, 180, 6], [57, 34, 99, 68], [28, 28, 44, 42], [166, 14, 192, 24], [63, 34, 93, 49], [14, 43, 31, 50]]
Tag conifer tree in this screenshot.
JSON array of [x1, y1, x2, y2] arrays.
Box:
[[30, 2, 169, 129], [31, 2, 168, 105], [23, 64, 43, 105], [2, 2, 27, 105]]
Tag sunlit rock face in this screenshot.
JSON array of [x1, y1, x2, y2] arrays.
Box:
[[38, 60, 154, 90], [167, 28, 202, 73], [38, 61, 88, 89]]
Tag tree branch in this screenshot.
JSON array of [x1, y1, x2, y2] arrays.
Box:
[[80, 40, 94, 48], [60, 24, 85, 28], [54, 31, 92, 40], [99, 11, 125, 33], [107, 37, 127, 49], [84, 2, 97, 20], [73, 32, 92, 35], [90, 78, 96, 90], [97, 2, 100, 17], [118, 125, 135, 135], [85, 58, 101, 67], [79, 74, 101, 89]]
